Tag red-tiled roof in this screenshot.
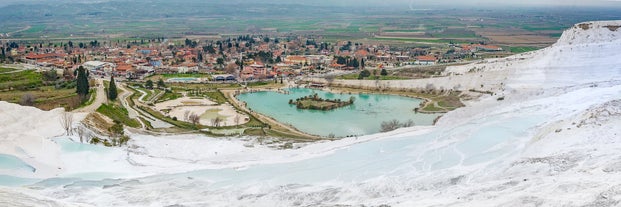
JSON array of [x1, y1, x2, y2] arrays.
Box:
[[116, 64, 133, 71], [416, 55, 437, 62]]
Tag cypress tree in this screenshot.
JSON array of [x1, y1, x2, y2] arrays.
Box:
[[381, 68, 388, 76], [108, 76, 117, 101], [76, 66, 90, 100]]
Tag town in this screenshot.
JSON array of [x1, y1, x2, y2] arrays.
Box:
[[1, 35, 508, 83]]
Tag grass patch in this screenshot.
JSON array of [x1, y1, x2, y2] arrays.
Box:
[[156, 91, 182, 103], [139, 117, 154, 130], [96, 103, 141, 128], [0, 67, 17, 73], [371, 37, 470, 44], [204, 90, 227, 104], [0, 70, 43, 91], [510, 46, 539, 53], [246, 81, 270, 87]]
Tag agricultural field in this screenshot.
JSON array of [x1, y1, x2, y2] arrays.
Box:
[[0, 67, 17, 73], [0, 70, 84, 110]]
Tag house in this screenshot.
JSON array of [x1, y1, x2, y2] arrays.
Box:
[[285, 55, 308, 65], [82, 61, 115, 75], [115, 63, 134, 77], [415, 56, 437, 65]]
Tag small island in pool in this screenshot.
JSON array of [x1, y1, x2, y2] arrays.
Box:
[[289, 93, 355, 110]]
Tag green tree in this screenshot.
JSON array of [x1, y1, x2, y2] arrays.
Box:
[[43, 69, 58, 82], [359, 69, 371, 78], [145, 80, 154, 89], [108, 76, 118, 101], [75, 66, 90, 101], [352, 58, 359, 68], [157, 79, 166, 88], [380, 68, 388, 76]]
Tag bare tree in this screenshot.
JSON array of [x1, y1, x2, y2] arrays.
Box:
[[425, 83, 436, 93], [189, 113, 200, 126], [225, 63, 238, 75], [184, 110, 191, 121], [325, 75, 335, 86], [76, 125, 86, 143], [20, 93, 36, 106], [380, 119, 401, 132], [233, 115, 241, 126], [402, 119, 415, 128], [60, 112, 73, 135], [211, 116, 222, 127]]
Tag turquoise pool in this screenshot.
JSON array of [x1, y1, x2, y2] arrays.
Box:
[[236, 88, 441, 137], [167, 77, 199, 82]]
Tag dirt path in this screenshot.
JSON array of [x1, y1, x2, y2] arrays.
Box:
[[74, 79, 106, 113]]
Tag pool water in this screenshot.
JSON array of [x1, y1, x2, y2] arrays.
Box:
[[167, 77, 199, 82], [236, 88, 441, 137]]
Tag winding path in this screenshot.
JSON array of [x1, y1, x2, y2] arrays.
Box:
[[119, 83, 173, 129], [74, 78, 106, 113]]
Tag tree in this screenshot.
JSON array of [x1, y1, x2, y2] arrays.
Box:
[[380, 68, 388, 76], [145, 80, 154, 89], [380, 119, 401, 132], [211, 116, 223, 127], [60, 112, 73, 135], [20, 93, 36, 106], [43, 69, 58, 82], [75, 66, 90, 101], [76, 125, 87, 143], [108, 76, 118, 101], [216, 57, 225, 66], [325, 75, 335, 86], [109, 120, 124, 146], [358, 69, 371, 79], [234, 115, 241, 126], [225, 63, 238, 75], [189, 113, 200, 126], [352, 58, 359, 68], [157, 79, 166, 88]]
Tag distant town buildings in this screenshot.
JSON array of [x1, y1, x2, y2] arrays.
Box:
[[2, 35, 507, 81]]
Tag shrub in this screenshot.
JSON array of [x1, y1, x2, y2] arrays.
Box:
[[380, 119, 401, 132], [20, 93, 36, 106]]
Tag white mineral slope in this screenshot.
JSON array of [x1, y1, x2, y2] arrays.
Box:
[[1, 20, 621, 206], [0, 103, 69, 178]]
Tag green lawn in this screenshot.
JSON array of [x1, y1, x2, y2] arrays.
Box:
[[0, 70, 43, 90], [372, 37, 472, 44], [156, 91, 182, 103], [510, 46, 540, 53], [96, 103, 141, 128], [204, 90, 227, 104], [0, 67, 17, 73]]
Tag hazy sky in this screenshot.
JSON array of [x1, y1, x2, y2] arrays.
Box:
[[334, 0, 621, 6], [1, 0, 620, 7]]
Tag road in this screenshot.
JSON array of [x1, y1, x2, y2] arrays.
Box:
[[74, 79, 106, 113]]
